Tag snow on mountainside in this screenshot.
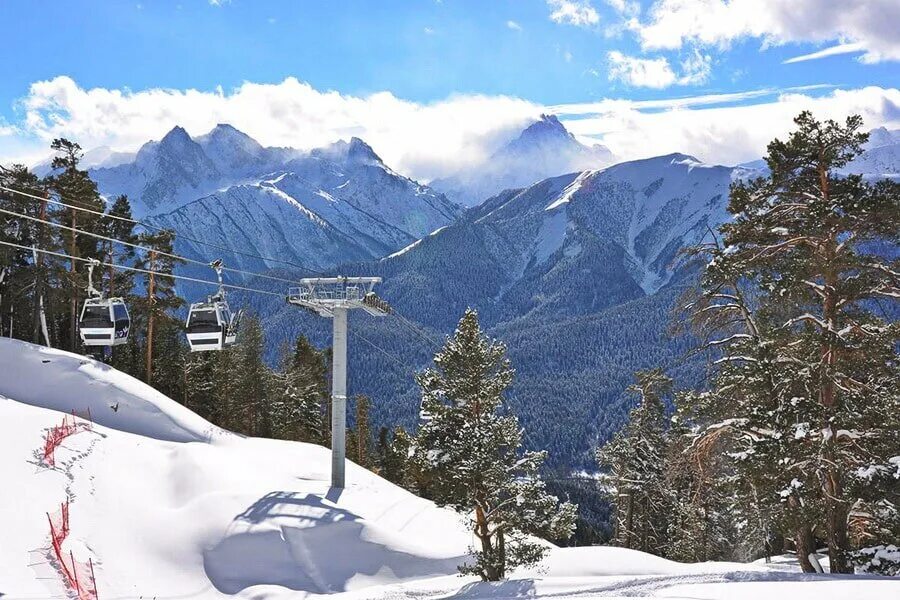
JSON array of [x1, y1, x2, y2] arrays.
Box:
[[144, 136, 461, 273], [2, 338, 895, 599], [432, 114, 613, 207], [87, 125, 462, 270], [844, 126, 900, 178], [392, 152, 755, 321]]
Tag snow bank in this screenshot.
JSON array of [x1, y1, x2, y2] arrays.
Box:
[[2, 339, 896, 600], [0, 338, 215, 442], [0, 339, 472, 598]]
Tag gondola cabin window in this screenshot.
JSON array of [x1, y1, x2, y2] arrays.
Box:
[[82, 304, 113, 328], [187, 309, 220, 334]]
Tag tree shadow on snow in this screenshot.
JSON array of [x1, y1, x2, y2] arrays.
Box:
[[446, 579, 537, 599], [203, 491, 464, 595]]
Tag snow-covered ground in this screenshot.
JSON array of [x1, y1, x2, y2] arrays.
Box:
[[1, 337, 897, 599]]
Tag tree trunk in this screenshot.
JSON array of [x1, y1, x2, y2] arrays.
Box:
[[795, 523, 817, 573], [33, 196, 48, 345], [497, 529, 506, 579], [818, 225, 852, 574], [107, 240, 114, 298], [145, 250, 156, 384], [69, 208, 77, 351], [474, 504, 499, 581], [824, 471, 851, 573], [622, 492, 634, 548]]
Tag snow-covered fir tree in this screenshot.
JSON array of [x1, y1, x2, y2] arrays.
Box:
[[413, 308, 576, 581], [663, 392, 739, 563], [270, 335, 329, 443], [596, 369, 671, 555]]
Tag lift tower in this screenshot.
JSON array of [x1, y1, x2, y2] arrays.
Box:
[[287, 277, 391, 488]]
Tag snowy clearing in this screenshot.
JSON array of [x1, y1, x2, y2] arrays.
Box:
[[1, 337, 897, 599]]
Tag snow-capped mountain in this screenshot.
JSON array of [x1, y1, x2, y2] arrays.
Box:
[[844, 126, 900, 178], [386, 152, 753, 325], [432, 114, 613, 207], [288, 154, 761, 468], [87, 125, 462, 271], [89, 125, 294, 216]]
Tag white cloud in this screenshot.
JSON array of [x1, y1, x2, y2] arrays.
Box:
[[556, 86, 900, 166], [783, 42, 866, 64], [608, 52, 677, 88], [607, 48, 711, 88], [678, 48, 712, 85], [506, 20, 523, 31], [11, 76, 541, 182], [423, 27, 435, 35], [633, 0, 900, 63], [605, 0, 640, 17], [547, 0, 600, 27], [4, 77, 898, 183]]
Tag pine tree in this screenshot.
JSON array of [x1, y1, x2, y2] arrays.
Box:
[[46, 139, 105, 351], [413, 308, 576, 581], [182, 351, 219, 421], [0, 165, 53, 343], [596, 369, 671, 555], [102, 195, 136, 299], [134, 229, 184, 385], [664, 391, 740, 563], [684, 112, 900, 572], [376, 425, 414, 487], [270, 335, 329, 443], [352, 394, 372, 467], [232, 313, 270, 436]]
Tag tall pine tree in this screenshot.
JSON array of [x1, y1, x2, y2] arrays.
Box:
[[413, 308, 576, 580], [596, 369, 671, 555], [685, 112, 900, 572]]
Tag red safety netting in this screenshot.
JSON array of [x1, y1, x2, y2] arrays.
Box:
[[48, 501, 98, 600], [42, 411, 92, 467]]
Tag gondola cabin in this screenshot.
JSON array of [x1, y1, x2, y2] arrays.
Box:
[[186, 301, 237, 352], [79, 298, 130, 346]]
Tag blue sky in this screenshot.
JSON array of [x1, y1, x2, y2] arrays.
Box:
[[0, 0, 897, 179]]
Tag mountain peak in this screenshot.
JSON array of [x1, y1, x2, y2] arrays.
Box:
[[160, 125, 192, 145], [312, 137, 384, 166], [197, 123, 263, 155], [505, 114, 576, 152], [867, 126, 900, 149], [347, 137, 382, 164]]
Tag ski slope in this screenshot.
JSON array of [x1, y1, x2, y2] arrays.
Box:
[[1, 338, 897, 599]]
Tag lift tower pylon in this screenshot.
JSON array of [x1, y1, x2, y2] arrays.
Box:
[[286, 277, 391, 488]]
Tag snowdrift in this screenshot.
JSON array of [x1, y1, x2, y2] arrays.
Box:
[[0, 338, 215, 442], [2, 338, 897, 599], [0, 338, 472, 598]]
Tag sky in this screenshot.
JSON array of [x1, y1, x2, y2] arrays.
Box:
[[0, 0, 898, 180]]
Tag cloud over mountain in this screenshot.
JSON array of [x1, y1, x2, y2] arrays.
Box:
[[4, 76, 899, 182]]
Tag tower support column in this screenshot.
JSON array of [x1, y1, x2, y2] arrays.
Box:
[[331, 307, 348, 488]]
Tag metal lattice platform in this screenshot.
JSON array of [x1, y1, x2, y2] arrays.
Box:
[[287, 277, 391, 317]]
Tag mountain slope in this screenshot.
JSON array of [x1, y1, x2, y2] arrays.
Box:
[[144, 137, 462, 275], [88, 126, 462, 275], [432, 114, 613, 207]]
